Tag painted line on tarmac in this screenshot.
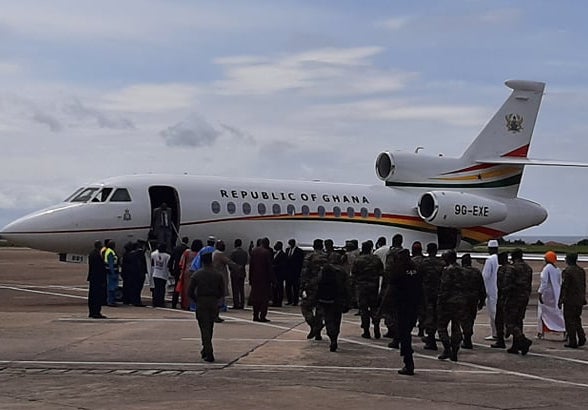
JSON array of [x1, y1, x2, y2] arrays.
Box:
[[225, 314, 588, 388], [0, 285, 86, 300], [59, 318, 194, 322], [6, 286, 588, 387], [182, 337, 308, 342], [0, 360, 225, 368], [0, 359, 497, 374], [233, 363, 499, 374], [472, 342, 588, 366]]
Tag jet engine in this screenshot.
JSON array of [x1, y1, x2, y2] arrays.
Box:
[[417, 191, 507, 228]]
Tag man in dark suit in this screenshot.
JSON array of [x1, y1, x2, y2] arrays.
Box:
[[151, 202, 173, 252], [87, 240, 107, 318], [285, 239, 304, 306], [249, 237, 275, 322], [188, 248, 225, 362], [229, 239, 248, 309], [272, 241, 288, 307]]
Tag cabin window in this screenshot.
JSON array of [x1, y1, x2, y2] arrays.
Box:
[[374, 208, 382, 219], [110, 188, 132, 202], [347, 207, 355, 218], [227, 202, 236, 214], [211, 201, 221, 214], [333, 206, 341, 218], [242, 202, 251, 215], [301, 205, 310, 216], [65, 187, 84, 202], [272, 204, 281, 215], [287, 204, 295, 216], [318, 205, 326, 217], [71, 187, 99, 202], [258, 203, 266, 215], [92, 187, 113, 202], [360, 207, 369, 218]]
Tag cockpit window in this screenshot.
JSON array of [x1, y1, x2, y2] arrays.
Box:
[[71, 188, 100, 202], [110, 188, 132, 202], [92, 187, 113, 202], [64, 187, 84, 202]]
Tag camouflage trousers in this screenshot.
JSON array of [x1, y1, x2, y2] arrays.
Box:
[[357, 290, 380, 331], [423, 292, 438, 337], [300, 299, 324, 333], [460, 299, 478, 338], [437, 301, 465, 346]]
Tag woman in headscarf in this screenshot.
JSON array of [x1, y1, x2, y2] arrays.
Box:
[[537, 251, 565, 338]]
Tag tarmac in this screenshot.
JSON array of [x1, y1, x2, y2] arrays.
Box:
[[1, 247, 588, 409]]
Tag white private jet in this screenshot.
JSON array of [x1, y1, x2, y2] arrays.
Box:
[[2, 80, 587, 261]]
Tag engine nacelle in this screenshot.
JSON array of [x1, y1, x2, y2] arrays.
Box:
[[417, 191, 507, 228]]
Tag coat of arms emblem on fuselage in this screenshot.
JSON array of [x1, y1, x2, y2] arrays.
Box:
[[505, 113, 523, 132]]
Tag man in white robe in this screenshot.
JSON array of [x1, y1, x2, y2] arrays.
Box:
[[537, 251, 565, 337], [482, 240, 499, 340]]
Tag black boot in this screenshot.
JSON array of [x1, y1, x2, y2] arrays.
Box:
[[361, 329, 371, 339], [461, 335, 473, 349], [423, 334, 438, 351], [388, 339, 399, 349], [491, 338, 506, 348], [565, 332, 578, 348], [373, 325, 381, 339], [330, 341, 338, 352], [520, 338, 532, 356], [578, 334, 586, 347], [450, 341, 460, 362], [398, 354, 415, 376], [506, 338, 520, 354], [438, 341, 451, 360]]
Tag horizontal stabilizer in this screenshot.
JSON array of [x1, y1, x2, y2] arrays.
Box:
[[477, 158, 588, 167]]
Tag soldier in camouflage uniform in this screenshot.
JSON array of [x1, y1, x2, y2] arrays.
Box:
[[460, 254, 486, 349], [491, 252, 510, 349], [324, 239, 341, 264], [380, 234, 404, 348], [300, 239, 327, 340], [421, 242, 444, 350], [352, 241, 384, 339], [411, 241, 426, 337], [317, 257, 352, 352], [558, 252, 587, 348], [503, 248, 533, 354], [437, 250, 466, 361]]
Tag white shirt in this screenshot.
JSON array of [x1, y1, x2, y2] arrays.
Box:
[[151, 250, 171, 281], [373, 246, 388, 265], [482, 253, 499, 299]]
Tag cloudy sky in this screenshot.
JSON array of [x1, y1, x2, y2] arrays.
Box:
[[1, 0, 587, 237]]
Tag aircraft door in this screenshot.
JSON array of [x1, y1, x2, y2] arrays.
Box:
[[148, 186, 181, 251]]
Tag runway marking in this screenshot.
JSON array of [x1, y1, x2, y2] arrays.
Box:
[[0, 285, 86, 300], [0, 360, 225, 368], [4, 285, 588, 387], [472, 342, 588, 366], [181, 337, 308, 342], [0, 359, 498, 374], [59, 318, 195, 322]]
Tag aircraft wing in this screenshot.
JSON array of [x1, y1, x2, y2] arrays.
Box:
[[476, 158, 588, 167]]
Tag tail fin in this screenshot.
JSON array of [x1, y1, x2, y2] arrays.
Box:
[[461, 80, 545, 162]]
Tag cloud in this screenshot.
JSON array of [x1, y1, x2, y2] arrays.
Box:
[[219, 123, 256, 144], [307, 98, 488, 127], [31, 110, 63, 132], [64, 98, 134, 130], [160, 114, 221, 148], [212, 46, 414, 96], [376, 16, 411, 31], [101, 84, 200, 112]]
